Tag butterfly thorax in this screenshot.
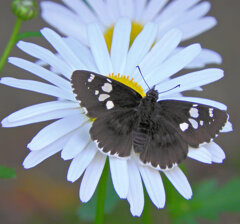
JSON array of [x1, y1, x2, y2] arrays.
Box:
[[138, 88, 159, 119], [133, 88, 159, 153]]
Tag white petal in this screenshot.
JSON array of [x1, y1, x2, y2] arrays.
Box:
[[64, 37, 98, 72], [180, 17, 217, 41], [2, 110, 80, 127], [16, 41, 72, 79], [221, 121, 233, 133], [134, 29, 182, 83], [61, 122, 91, 160], [87, 0, 111, 26], [2, 101, 80, 127], [41, 28, 86, 70], [80, 152, 106, 202], [138, 164, 165, 208], [109, 157, 129, 199], [41, 1, 88, 45], [88, 23, 113, 75], [141, 0, 167, 23], [105, 0, 120, 21], [147, 43, 202, 85], [0, 78, 75, 101], [61, 0, 97, 24], [134, 0, 147, 20], [160, 96, 227, 111], [204, 142, 226, 163], [156, 68, 224, 97], [185, 48, 222, 69], [27, 115, 86, 151], [155, 0, 200, 23], [127, 159, 144, 217], [176, 1, 211, 24], [9, 57, 71, 90], [67, 141, 98, 182], [118, 0, 134, 18], [156, 1, 211, 36], [188, 146, 212, 164], [23, 130, 74, 169], [164, 166, 192, 199], [124, 22, 158, 76], [110, 18, 131, 74]]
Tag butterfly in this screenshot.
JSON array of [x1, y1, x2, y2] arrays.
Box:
[[71, 70, 228, 170]]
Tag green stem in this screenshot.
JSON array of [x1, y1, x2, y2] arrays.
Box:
[[0, 17, 22, 73], [95, 160, 109, 224], [142, 188, 152, 224]]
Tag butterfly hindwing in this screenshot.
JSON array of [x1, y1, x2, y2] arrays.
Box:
[[71, 70, 142, 118], [133, 117, 189, 170], [90, 109, 138, 157]]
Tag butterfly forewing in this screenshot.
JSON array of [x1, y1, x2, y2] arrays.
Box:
[[90, 109, 138, 157], [71, 70, 142, 118], [157, 100, 228, 147]]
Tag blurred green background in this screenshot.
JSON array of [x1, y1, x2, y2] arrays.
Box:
[[0, 0, 239, 223]]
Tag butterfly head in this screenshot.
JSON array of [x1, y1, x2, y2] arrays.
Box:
[[146, 86, 158, 101]]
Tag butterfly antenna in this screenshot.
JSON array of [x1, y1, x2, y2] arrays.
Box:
[[158, 84, 180, 95], [136, 66, 150, 90]]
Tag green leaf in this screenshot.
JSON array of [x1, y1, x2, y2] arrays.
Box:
[[78, 171, 119, 221], [167, 178, 240, 224], [0, 166, 16, 179]]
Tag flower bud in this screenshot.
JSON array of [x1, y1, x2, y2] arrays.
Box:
[[11, 0, 39, 21]]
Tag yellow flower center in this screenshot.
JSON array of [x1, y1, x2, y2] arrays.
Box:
[[108, 73, 145, 97], [104, 21, 144, 52], [104, 22, 146, 98]]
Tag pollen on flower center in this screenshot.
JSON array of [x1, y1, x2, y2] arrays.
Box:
[[108, 73, 145, 97], [104, 21, 144, 52]]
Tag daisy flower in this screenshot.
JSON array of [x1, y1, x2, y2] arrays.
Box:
[[41, 0, 222, 68], [1, 19, 231, 216]]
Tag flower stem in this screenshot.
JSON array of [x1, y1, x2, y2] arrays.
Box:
[[143, 188, 152, 224], [95, 160, 109, 224], [0, 17, 22, 73]]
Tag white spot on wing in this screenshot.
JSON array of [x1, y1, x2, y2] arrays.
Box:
[[88, 73, 95, 82], [189, 118, 198, 129], [189, 107, 199, 118], [200, 120, 204, 126], [180, 122, 189, 131], [193, 104, 198, 107], [98, 94, 110, 101], [102, 83, 112, 93], [209, 108, 214, 117], [107, 78, 112, 83], [95, 90, 99, 95], [106, 101, 114, 109]]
